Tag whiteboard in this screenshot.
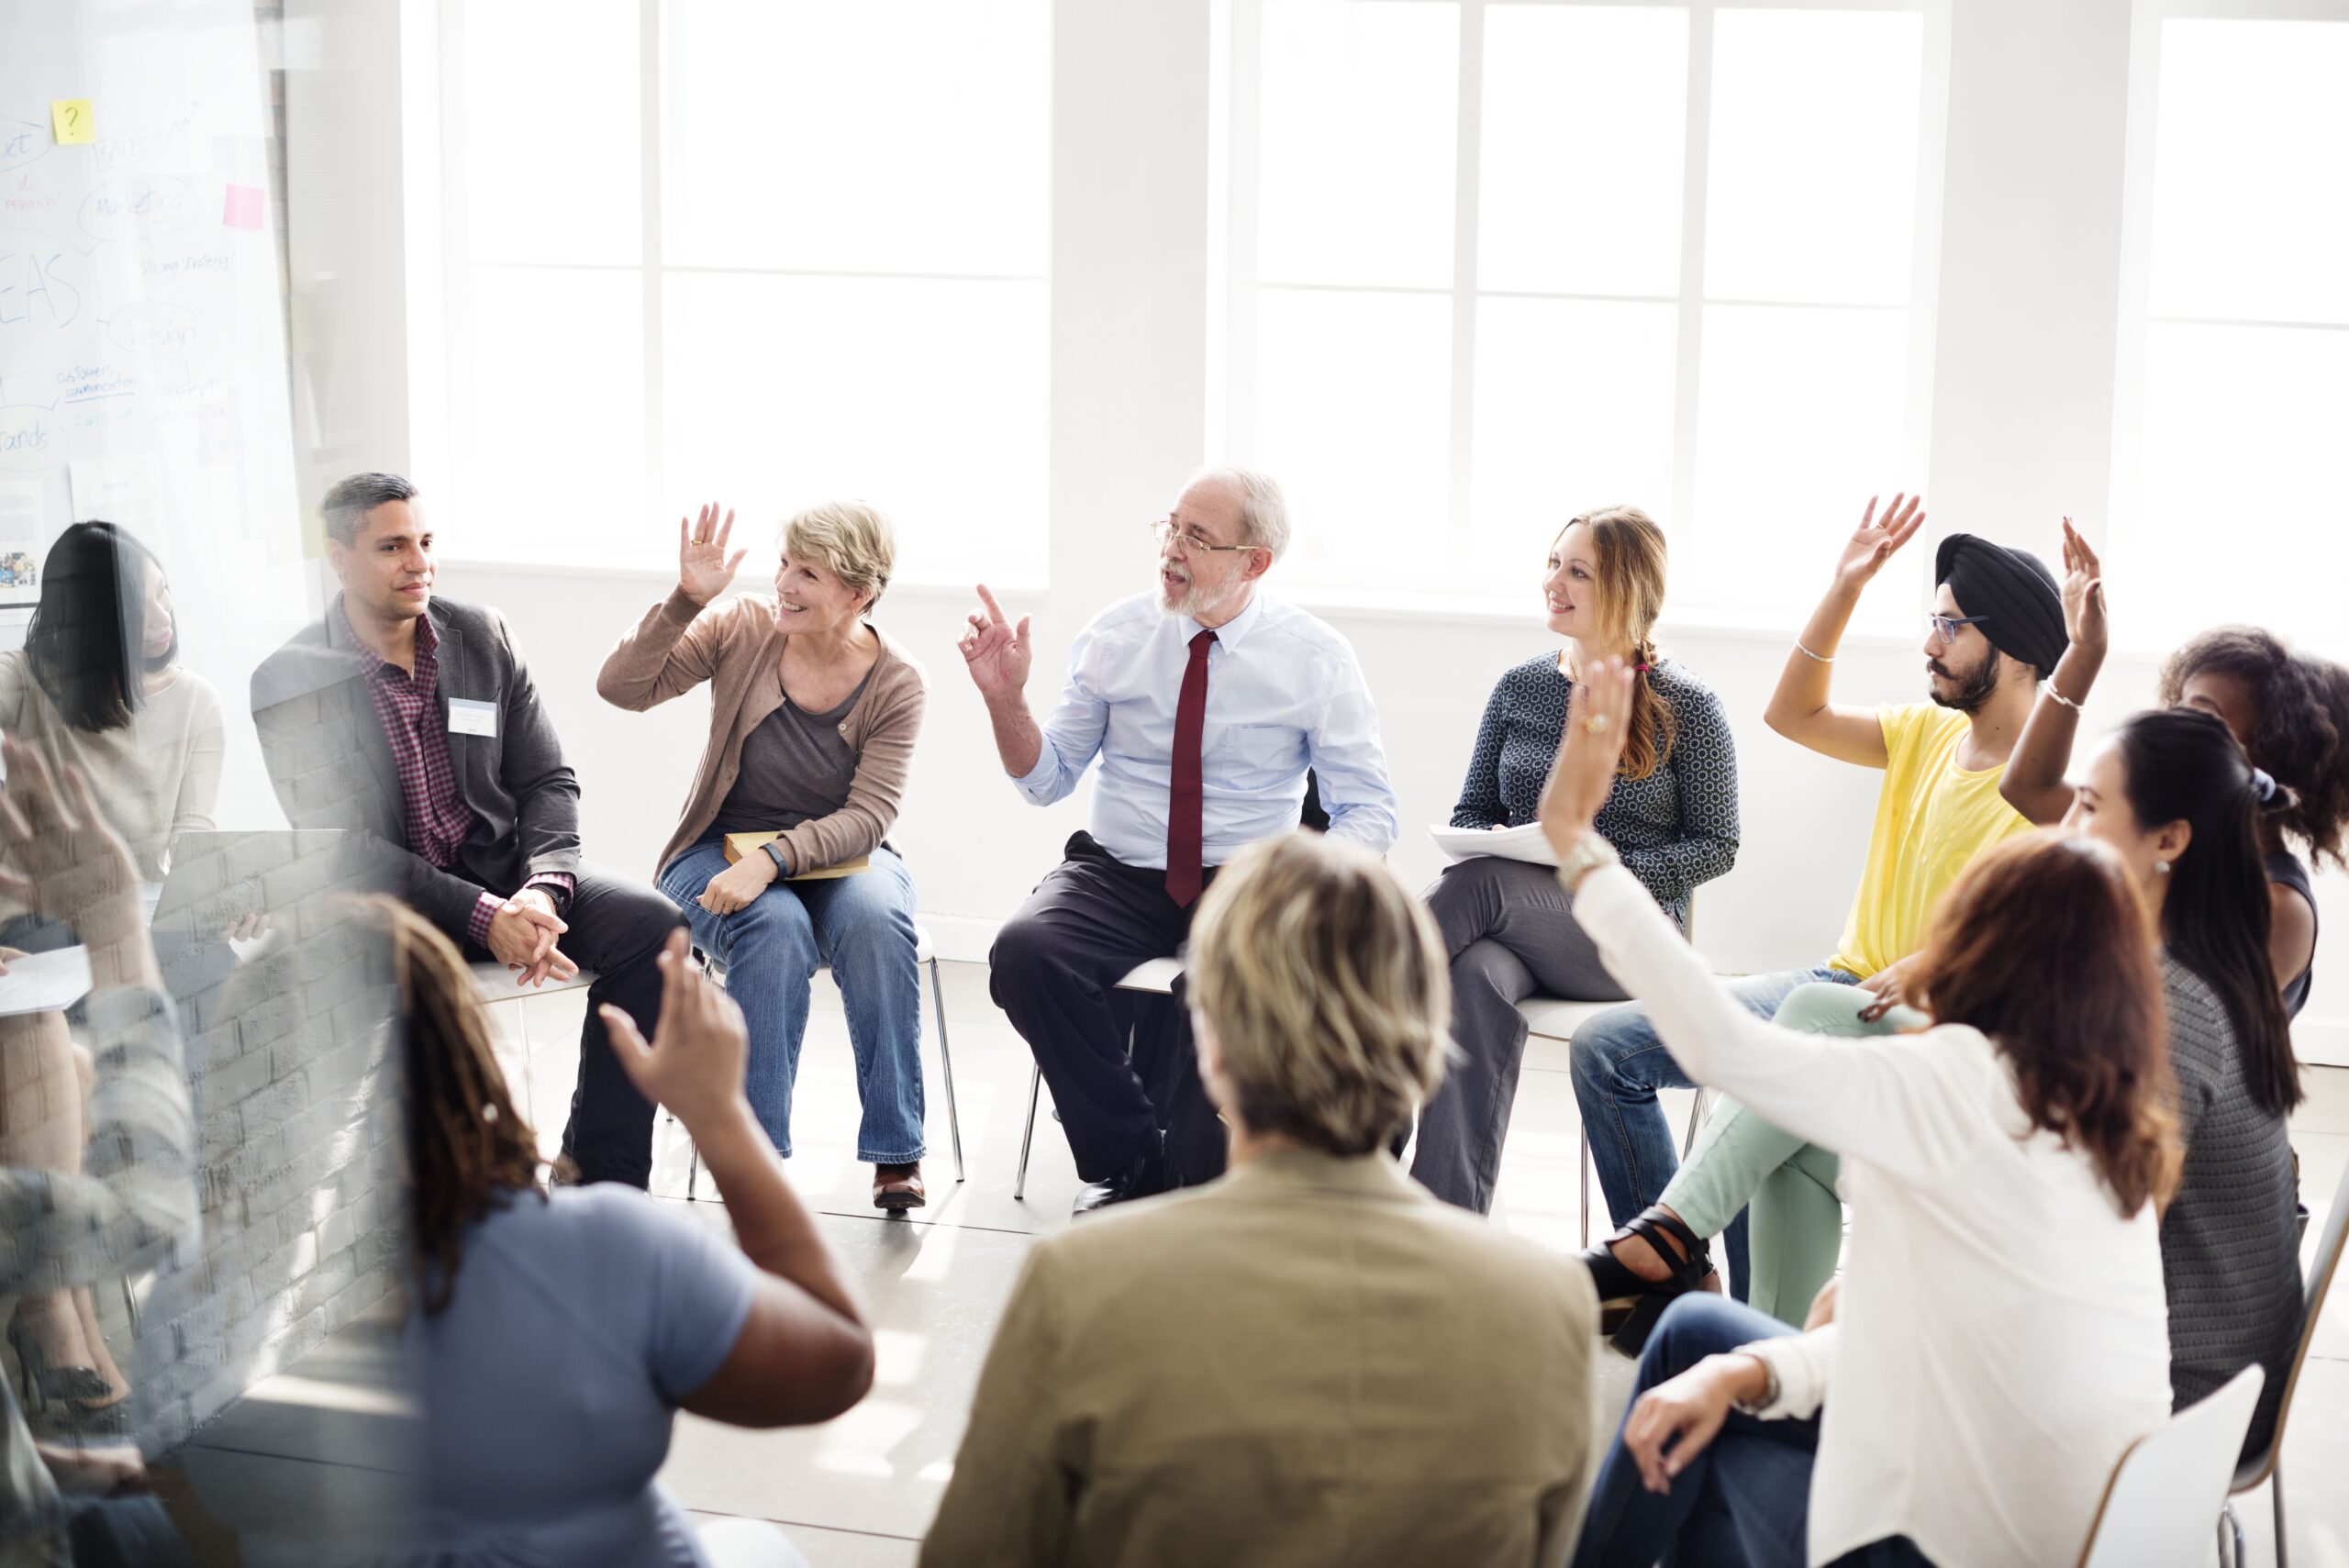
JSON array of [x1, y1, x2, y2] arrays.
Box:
[[0, 1, 308, 823]]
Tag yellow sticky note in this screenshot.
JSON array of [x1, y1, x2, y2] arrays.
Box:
[[50, 100, 94, 144]]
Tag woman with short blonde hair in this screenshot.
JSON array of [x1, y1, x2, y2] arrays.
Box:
[[924, 831, 1598, 1568], [598, 497, 931, 1210]]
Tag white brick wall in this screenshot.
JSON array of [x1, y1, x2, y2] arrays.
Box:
[[135, 833, 406, 1456]]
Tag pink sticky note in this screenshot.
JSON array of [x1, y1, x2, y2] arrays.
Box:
[[223, 183, 263, 230]]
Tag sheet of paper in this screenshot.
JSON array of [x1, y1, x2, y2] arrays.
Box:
[[0, 946, 94, 1018], [0, 477, 41, 604], [1427, 820, 1560, 869], [69, 456, 162, 527], [721, 831, 871, 881], [222, 183, 264, 229]]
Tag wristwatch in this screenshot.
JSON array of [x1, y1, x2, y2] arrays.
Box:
[[1553, 832, 1620, 893], [1732, 1353, 1781, 1417], [761, 840, 791, 877]]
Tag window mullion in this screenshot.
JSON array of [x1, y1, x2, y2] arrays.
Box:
[[640, 0, 666, 525], [1666, 4, 1717, 540], [1445, 0, 1486, 557]]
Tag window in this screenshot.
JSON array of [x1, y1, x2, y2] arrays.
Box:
[[1216, 0, 1946, 617], [2108, 9, 2349, 650], [430, 0, 1050, 583]]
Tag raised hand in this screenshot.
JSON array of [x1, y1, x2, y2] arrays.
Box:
[[0, 737, 139, 933], [601, 929, 751, 1136], [2058, 516, 2107, 656], [957, 584, 1032, 697], [1832, 493, 1927, 594], [678, 502, 746, 606]]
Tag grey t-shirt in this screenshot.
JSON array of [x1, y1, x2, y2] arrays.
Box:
[[715, 668, 874, 834], [406, 1184, 758, 1566]]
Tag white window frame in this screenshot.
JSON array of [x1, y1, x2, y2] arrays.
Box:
[[1211, 0, 1954, 626], [417, 0, 1054, 587], [2105, 0, 2349, 658]]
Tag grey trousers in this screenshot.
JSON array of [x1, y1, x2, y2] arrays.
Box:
[[1410, 854, 1628, 1212]]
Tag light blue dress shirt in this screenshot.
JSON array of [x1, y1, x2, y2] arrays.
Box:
[[1013, 592, 1399, 868]]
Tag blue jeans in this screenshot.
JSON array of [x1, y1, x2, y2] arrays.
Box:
[[658, 838, 924, 1162], [1572, 1294, 1932, 1568], [1568, 966, 1854, 1295]]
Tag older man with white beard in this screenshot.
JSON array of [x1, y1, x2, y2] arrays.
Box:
[[960, 467, 1398, 1213]]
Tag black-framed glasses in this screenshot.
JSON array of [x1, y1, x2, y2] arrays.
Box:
[[1927, 612, 1991, 647], [1149, 518, 1259, 557]]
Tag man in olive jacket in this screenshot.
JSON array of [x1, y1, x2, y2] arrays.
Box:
[[251, 472, 682, 1186]]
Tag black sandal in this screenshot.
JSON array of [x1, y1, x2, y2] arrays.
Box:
[[1575, 1207, 1715, 1357]]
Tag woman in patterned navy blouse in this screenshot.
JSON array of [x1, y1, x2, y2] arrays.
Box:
[[1409, 506, 1740, 1214]]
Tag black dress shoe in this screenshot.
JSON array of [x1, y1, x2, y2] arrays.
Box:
[[1072, 1141, 1167, 1218]]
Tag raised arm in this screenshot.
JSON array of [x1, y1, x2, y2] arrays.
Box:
[[603, 932, 875, 1428], [1542, 666, 1993, 1185], [1762, 495, 1928, 768], [2001, 517, 2107, 825], [597, 504, 744, 711], [959, 584, 1048, 780]]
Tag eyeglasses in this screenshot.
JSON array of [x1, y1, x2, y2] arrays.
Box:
[[1927, 612, 1991, 647], [1149, 519, 1259, 557]]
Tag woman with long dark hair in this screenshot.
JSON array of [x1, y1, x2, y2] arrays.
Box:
[[377, 898, 874, 1565], [0, 521, 222, 1471], [1551, 663, 2176, 1568], [2058, 706, 2301, 1454]]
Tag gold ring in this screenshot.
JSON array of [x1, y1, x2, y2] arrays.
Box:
[[1584, 714, 1610, 734]]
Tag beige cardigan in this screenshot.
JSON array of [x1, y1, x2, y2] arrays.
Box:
[[921, 1150, 1598, 1568], [596, 589, 927, 877]]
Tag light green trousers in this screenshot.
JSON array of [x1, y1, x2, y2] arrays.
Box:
[[1654, 982, 1929, 1326]]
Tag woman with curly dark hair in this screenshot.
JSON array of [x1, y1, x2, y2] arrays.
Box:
[[2000, 519, 2349, 1014]]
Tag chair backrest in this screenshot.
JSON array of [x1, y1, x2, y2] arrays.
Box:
[[2235, 1144, 2349, 1489], [2076, 1364, 2265, 1568]]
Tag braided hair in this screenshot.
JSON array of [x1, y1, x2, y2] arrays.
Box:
[[360, 895, 553, 1316]]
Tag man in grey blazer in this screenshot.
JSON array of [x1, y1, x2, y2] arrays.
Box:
[[251, 473, 683, 1187]]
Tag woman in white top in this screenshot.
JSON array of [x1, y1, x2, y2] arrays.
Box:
[[1551, 662, 2178, 1568]]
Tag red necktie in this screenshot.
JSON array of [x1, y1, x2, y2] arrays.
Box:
[[1166, 628, 1218, 906]]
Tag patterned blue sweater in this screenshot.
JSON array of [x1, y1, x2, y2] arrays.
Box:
[[1450, 653, 1740, 925]]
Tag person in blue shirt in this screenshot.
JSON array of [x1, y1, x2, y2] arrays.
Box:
[[958, 467, 1399, 1214]]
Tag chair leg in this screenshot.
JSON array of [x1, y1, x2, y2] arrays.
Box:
[[687, 1135, 701, 1202], [928, 959, 964, 1184], [1014, 1063, 1042, 1200], [120, 1275, 139, 1333], [1578, 1125, 1591, 1248], [2273, 1460, 2288, 1568], [1682, 1086, 1709, 1158]]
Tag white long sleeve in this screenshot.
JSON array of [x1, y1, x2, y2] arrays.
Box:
[[1570, 862, 2009, 1189], [1743, 1325, 1838, 1420]]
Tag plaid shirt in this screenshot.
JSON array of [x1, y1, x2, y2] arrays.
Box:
[[338, 602, 572, 946]]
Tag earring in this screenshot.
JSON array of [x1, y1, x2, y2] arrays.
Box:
[[2154, 860, 2171, 875]]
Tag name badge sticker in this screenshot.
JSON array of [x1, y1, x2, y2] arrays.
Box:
[[448, 698, 499, 738]]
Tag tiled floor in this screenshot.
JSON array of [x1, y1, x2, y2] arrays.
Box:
[[161, 961, 2349, 1566]]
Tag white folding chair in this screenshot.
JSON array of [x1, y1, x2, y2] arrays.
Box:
[[2216, 1151, 2349, 1568], [469, 962, 601, 1112], [1014, 956, 1180, 1200], [2076, 1365, 2265, 1568], [687, 924, 963, 1199], [1518, 995, 1709, 1247]]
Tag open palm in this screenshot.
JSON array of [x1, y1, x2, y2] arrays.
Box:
[[679, 502, 745, 606], [2058, 516, 2107, 653], [1833, 493, 1927, 592]]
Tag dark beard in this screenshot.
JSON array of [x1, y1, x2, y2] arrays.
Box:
[[1930, 647, 2001, 715]]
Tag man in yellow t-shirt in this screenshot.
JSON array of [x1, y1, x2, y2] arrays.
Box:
[[1570, 495, 2065, 1289]]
